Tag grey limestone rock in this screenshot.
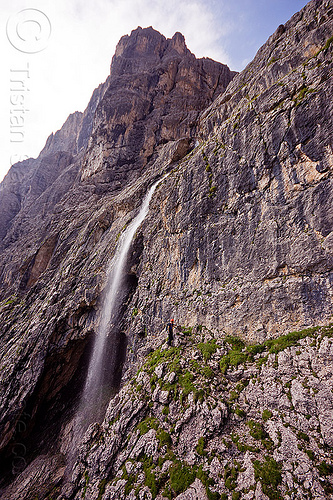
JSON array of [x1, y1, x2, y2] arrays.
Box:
[[1, 2, 333, 499]]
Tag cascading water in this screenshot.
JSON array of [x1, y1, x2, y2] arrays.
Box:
[[65, 175, 167, 476], [77, 174, 167, 431]]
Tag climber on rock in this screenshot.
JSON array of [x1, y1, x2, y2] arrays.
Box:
[[166, 319, 174, 346]]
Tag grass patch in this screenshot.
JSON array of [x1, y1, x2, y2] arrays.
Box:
[[317, 461, 333, 476], [162, 406, 169, 416], [235, 406, 246, 418], [144, 468, 158, 498], [220, 334, 247, 372], [181, 326, 193, 336], [137, 417, 159, 436], [253, 456, 282, 499], [190, 359, 214, 379], [157, 428, 172, 448], [262, 409, 273, 421], [268, 56, 278, 66], [293, 85, 315, 106], [256, 355, 268, 368], [195, 436, 206, 456], [208, 185, 217, 197], [297, 431, 309, 442], [178, 371, 196, 397], [323, 35, 333, 51], [247, 420, 267, 441], [222, 325, 330, 373], [231, 433, 259, 453], [220, 351, 247, 373], [82, 471, 89, 499], [246, 343, 266, 356], [316, 34, 333, 56], [225, 335, 245, 350], [141, 455, 166, 499], [144, 346, 181, 375], [97, 479, 108, 500], [169, 462, 196, 495], [197, 339, 219, 362], [264, 327, 320, 354], [124, 474, 137, 496], [0, 296, 17, 308], [224, 463, 239, 490]]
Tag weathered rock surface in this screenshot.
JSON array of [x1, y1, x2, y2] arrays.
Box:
[[130, 0, 333, 345], [81, 27, 235, 183], [0, 79, 108, 249], [0, 25, 235, 498], [12, 325, 333, 500], [1, 0, 333, 498]]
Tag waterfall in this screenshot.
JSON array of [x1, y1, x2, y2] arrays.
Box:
[[78, 174, 167, 429]]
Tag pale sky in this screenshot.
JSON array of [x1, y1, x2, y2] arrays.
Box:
[[1, 0, 308, 182]]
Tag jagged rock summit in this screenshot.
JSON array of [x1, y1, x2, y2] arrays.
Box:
[[111, 27, 191, 73], [1, 2, 333, 499], [81, 26, 236, 182]]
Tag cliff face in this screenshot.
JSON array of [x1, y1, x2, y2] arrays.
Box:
[[0, 1, 333, 499], [0, 79, 108, 248], [132, 2, 333, 345], [0, 26, 235, 499]]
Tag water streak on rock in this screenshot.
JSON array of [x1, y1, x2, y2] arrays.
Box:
[[80, 174, 167, 426]]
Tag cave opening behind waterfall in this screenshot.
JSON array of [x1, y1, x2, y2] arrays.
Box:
[[0, 329, 93, 491]]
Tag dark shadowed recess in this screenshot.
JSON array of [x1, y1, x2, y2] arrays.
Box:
[[0, 232, 143, 489]]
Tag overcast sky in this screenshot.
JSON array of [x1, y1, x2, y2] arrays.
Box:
[[1, 0, 308, 182]]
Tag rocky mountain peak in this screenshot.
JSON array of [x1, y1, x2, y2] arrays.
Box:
[[82, 27, 235, 182], [39, 111, 83, 157], [168, 31, 188, 55], [111, 26, 191, 77]]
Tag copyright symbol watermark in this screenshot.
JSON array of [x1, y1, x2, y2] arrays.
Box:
[[6, 9, 51, 54]]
